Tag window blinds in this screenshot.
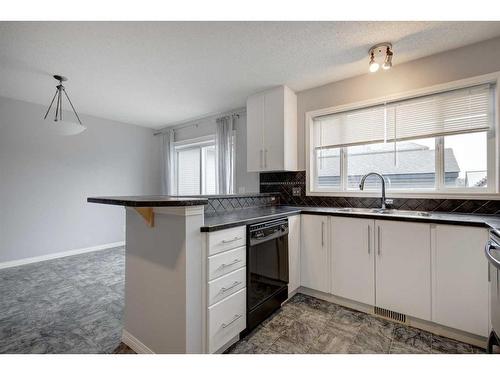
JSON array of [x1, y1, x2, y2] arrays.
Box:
[[313, 83, 494, 149]]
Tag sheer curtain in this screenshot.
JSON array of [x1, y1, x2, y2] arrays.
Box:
[[160, 129, 175, 195], [215, 115, 235, 194]]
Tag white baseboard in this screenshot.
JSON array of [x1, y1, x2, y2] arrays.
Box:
[[0, 241, 125, 270], [122, 329, 155, 354]]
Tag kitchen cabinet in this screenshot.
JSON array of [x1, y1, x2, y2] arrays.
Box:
[[246, 85, 297, 172], [205, 225, 247, 353], [288, 214, 301, 294], [431, 224, 489, 337], [374, 220, 431, 320], [300, 215, 329, 293], [331, 217, 375, 306]]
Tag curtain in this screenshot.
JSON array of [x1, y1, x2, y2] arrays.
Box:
[[215, 115, 235, 194], [160, 129, 175, 195]]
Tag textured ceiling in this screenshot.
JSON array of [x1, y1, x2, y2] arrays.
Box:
[[1, 21, 500, 128]]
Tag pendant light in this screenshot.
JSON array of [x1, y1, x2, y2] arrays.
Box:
[[43, 75, 86, 136]]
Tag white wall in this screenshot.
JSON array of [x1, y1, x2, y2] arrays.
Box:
[[167, 111, 260, 194], [0, 96, 161, 263], [297, 36, 500, 170]]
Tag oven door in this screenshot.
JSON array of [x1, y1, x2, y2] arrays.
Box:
[[247, 231, 289, 315]]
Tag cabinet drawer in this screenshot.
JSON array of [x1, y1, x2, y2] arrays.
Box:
[[208, 246, 246, 280], [208, 288, 246, 353], [208, 267, 246, 306], [208, 226, 246, 255]]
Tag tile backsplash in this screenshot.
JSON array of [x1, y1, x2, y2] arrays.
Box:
[[205, 193, 279, 213], [260, 171, 500, 215]]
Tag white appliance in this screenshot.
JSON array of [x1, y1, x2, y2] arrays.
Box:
[[486, 230, 500, 353]]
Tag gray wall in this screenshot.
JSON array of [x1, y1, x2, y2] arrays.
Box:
[[297, 36, 500, 170], [169, 112, 260, 194], [0, 96, 161, 263]]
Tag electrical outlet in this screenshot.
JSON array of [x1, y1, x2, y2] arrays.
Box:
[[292, 187, 301, 196]]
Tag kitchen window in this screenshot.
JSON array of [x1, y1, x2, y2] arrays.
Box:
[[175, 137, 217, 195], [308, 81, 497, 196]]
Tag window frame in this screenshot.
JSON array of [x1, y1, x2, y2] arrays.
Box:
[[305, 72, 500, 199], [174, 135, 217, 196]]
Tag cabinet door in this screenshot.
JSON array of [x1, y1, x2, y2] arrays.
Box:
[[331, 217, 375, 305], [432, 224, 489, 337], [375, 220, 431, 320], [246, 93, 264, 172], [262, 88, 284, 171], [288, 215, 301, 294], [300, 215, 329, 293]]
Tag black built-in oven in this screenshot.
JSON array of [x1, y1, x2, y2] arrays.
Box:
[[245, 217, 289, 333]]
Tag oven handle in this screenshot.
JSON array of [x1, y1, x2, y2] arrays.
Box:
[[249, 228, 288, 246], [485, 240, 500, 270]]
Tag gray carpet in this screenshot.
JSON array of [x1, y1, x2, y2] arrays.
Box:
[[0, 247, 124, 354]]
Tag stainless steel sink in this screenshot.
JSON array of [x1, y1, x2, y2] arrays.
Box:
[[335, 207, 431, 217]]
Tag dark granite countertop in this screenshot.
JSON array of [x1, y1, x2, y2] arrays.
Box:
[[203, 206, 302, 231], [201, 205, 500, 232], [87, 195, 208, 207]]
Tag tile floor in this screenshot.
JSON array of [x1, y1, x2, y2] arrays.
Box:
[[226, 293, 485, 354], [0, 248, 485, 354]]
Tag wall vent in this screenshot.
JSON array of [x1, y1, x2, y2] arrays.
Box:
[[374, 306, 407, 323]]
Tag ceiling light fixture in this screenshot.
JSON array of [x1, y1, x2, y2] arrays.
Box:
[[368, 43, 393, 73], [43, 75, 86, 136]]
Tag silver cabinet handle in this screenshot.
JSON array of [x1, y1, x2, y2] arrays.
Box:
[[260, 149, 263, 169], [218, 259, 242, 269], [367, 225, 371, 254], [488, 263, 491, 282], [321, 221, 325, 247], [377, 226, 381, 255], [221, 314, 242, 329], [485, 241, 500, 270], [264, 149, 268, 168], [222, 237, 242, 244], [219, 281, 242, 294]]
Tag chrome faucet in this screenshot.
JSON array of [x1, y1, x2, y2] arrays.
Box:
[[359, 172, 393, 210]]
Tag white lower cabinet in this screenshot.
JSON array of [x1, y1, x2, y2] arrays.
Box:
[[207, 288, 246, 353], [208, 267, 246, 306], [205, 226, 247, 353], [431, 224, 489, 337], [374, 220, 431, 320], [331, 217, 375, 306], [300, 214, 329, 293], [288, 215, 301, 294], [301, 214, 490, 339]]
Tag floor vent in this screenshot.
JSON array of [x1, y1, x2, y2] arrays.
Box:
[[374, 306, 407, 323]]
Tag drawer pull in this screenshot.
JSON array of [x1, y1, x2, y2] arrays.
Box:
[[221, 314, 242, 329], [221, 237, 242, 244], [219, 281, 242, 294], [218, 259, 242, 269]]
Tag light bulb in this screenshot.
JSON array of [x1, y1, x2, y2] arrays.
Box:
[[369, 61, 379, 73], [383, 47, 393, 70]]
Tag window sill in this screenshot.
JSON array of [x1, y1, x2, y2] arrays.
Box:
[[307, 190, 500, 200]]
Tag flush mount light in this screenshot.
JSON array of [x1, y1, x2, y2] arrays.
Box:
[[43, 75, 86, 136], [368, 43, 393, 73]]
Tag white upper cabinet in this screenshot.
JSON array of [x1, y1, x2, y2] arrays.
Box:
[[246, 86, 297, 172], [300, 215, 329, 293], [431, 224, 489, 337], [375, 220, 431, 321], [331, 217, 375, 306]]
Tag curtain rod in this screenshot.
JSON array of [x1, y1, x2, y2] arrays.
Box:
[[153, 108, 246, 136]]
